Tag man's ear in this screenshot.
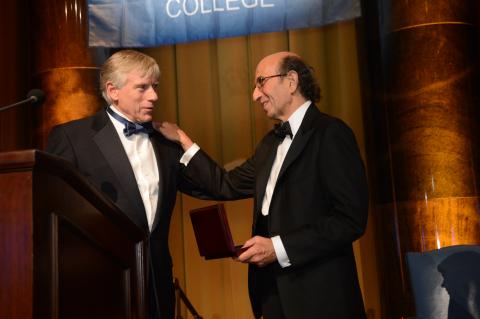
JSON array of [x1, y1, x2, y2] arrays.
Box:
[[106, 82, 118, 103], [287, 70, 299, 94]]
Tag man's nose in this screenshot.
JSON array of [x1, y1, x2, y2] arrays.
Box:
[[148, 87, 158, 101], [252, 87, 262, 101]]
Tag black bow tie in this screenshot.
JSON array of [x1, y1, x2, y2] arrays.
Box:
[[106, 107, 154, 137], [274, 121, 293, 139]]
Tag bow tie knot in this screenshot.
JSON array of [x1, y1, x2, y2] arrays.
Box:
[[274, 121, 293, 140], [123, 121, 154, 137], [107, 107, 154, 137]]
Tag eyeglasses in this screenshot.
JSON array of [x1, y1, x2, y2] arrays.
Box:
[[254, 73, 287, 89]]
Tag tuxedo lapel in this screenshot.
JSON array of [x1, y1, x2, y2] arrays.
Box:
[[277, 105, 318, 180], [92, 111, 149, 230], [149, 134, 168, 231]]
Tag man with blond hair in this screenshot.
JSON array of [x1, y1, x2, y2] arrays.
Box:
[[46, 50, 202, 319]]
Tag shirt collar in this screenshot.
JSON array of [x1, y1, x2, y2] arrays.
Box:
[[109, 105, 136, 123], [285, 100, 311, 138]]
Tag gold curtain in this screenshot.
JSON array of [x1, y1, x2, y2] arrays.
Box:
[[144, 19, 381, 319]]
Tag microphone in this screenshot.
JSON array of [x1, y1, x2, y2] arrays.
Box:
[[0, 89, 46, 112]]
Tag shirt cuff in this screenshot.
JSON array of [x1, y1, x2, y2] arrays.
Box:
[[271, 235, 291, 268], [180, 143, 200, 166]]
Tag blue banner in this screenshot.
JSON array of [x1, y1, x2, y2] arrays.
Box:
[[88, 0, 361, 47]]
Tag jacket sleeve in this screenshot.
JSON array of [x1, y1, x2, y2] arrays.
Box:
[[178, 149, 255, 200]]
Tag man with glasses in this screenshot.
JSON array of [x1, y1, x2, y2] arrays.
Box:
[[159, 51, 369, 318]]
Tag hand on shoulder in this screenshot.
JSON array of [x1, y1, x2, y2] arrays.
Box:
[[153, 121, 194, 151]]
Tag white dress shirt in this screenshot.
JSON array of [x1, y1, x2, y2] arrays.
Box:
[[107, 106, 159, 231]]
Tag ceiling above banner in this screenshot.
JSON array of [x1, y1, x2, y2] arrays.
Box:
[[88, 0, 361, 47]]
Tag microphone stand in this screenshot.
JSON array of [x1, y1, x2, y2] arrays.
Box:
[[0, 97, 35, 112], [174, 278, 203, 319], [0, 89, 45, 113]]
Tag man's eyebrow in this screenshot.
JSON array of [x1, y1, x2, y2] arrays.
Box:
[[133, 81, 157, 87]]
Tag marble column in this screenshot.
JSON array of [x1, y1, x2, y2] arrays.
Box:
[[31, 0, 106, 148], [363, 0, 480, 317]]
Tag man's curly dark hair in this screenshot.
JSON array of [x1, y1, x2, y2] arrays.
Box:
[[278, 55, 321, 103]]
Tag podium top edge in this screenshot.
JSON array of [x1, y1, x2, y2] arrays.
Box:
[[0, 149, 38, 171]]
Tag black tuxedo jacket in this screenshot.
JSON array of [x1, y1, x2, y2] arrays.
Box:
[[185, 105, 369, 318], [46, 109, 199, 319]]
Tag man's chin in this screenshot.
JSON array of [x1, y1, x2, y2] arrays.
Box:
[[264, 111, 276, 120], [263, 108, 273, 118], [141, 114, 153, 122]]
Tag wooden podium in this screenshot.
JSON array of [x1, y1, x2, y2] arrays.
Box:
[[0, 150, 148, 319]]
